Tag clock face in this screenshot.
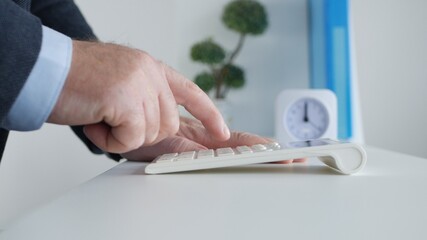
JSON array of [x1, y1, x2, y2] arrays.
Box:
[[284, 97, 329, 140]]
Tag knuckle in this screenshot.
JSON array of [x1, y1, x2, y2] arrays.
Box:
[[161, 120, 179, 137], [144, 117, 161, 146], [134, 49, 148, 60], [169, 119, 180, 135], [162, 115, 180, 136], [128, 115, 146, 148], [129, 137, 145, 151], [184, 80, 204, 95], [108, 135, 143, 154], [135, 50, 157, 67], [125, 133, 145, 151], [179, 80, 206, 107], [145, 131, 159, 145]]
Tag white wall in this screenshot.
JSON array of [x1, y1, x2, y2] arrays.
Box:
[[2, 0, 427, 228], [352, 0, 427, 158]]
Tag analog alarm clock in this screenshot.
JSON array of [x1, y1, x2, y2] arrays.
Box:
[[275, 89, 337, 144]]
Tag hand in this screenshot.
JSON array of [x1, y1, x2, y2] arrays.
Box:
[[121, 117, 305, 164], [48, 41, 230, 153]]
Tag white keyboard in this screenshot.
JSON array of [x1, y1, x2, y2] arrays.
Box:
[[145, 139, 367, 175]]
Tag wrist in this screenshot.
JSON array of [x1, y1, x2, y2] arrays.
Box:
[[3, 26, 72, 131]]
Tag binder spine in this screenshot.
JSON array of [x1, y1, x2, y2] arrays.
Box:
[[309, 0, 353, 139]]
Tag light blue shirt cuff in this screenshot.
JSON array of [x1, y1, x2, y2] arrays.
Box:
[[2, 26, 72, 131]]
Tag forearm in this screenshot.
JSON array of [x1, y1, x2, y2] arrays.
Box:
[[30, 0, 119, 159], [31, 0, 117, 159], [3, 26, 72, 131], [0, 0, 119, 161]]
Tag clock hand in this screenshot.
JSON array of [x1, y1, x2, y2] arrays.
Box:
[[303, 101, 309, 122]]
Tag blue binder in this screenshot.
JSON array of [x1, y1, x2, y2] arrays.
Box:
[[308, 0, 352, 139]]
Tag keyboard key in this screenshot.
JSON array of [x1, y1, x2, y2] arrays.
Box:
[[251, 144, 268, 152], [264, 142, 281, 150], [158, 153, 178, 159], [155, 153, 178, 163], [156, 159, 174, 163], [216, 147, 234, 156], [197, 149, 215, 159], [176, 151, 196, 161], [235, 146, 253, 154]]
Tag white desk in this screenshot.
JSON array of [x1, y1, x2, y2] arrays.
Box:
[[2, 147, 427, 240]]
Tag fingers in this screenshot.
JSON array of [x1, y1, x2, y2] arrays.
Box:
[[272, 160, 294, 164], [163, 65, 230, 141], [84, 115, 145, 153], [176, 118, 270, 149], [175, 117, 303, 164], [272, 158, 307, 164], [141, 99, 160, 145], [157, 90, 180, 140], [121, 136, 207, 161], [292, 158, 307, 163], [226, 132, 271, 148]]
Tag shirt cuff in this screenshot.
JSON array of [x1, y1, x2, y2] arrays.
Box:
[[2, 26, 72, 131]]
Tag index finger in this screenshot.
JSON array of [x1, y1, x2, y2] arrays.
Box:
[[163, 64, 230, 141]]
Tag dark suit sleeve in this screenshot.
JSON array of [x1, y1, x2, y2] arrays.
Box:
[[0, 0, 42, 124], [30, 0, 96, 40], [31, 0, 122, 161], [0, 0, 42, 160]]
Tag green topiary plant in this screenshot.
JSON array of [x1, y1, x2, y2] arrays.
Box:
[[190, 0, 268, 99]]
